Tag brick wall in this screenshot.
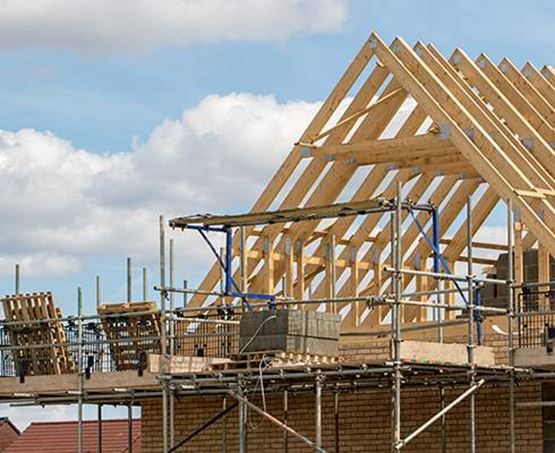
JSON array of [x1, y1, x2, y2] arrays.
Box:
[[141, 383, 543, 452]]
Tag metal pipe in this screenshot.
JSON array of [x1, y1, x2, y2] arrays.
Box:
[[159, 215, 168, 453], [98, 404, 103, 453], [383, 267, 507, 285], [169, 401, 238, 453], [517, 401, 555, 408], [127, 257, 132, 303], [183, 280, 188, 308], [169, 239, 175, 449], [96, 276, 101, 308], [229, 390, 325, 453], [507, 198, 515, 453], [432, 208, 444, 342], [393, 181, 402, 451], [401, 286, 469, 299], [315, 373, 323, 450], [143, 267, 148, 301], [128, 403, 133, 453], [77, 287, 84, 453], [334, 391, 340, 453], [466, 198, 476, 453], [238, 380, 247, 453], [396, 379, 485, 449], [283, 390, 289, 453], [222, 398, 227, 453], [440, 387, 447, 453], [219, 247, 225, 306], [240, 226, 248, 295], [514, 280, 555, 289], [15, 264, 20, 294]]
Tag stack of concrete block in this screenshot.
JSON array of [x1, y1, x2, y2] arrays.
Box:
[[239, 309, 341, 356]]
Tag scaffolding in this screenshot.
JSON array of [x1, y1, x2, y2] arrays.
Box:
[[1, 29, 554, 451], [1, 191, 555, 452]]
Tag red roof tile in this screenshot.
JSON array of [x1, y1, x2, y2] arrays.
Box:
[[4, 419, 140, 453], [0, 418, 20, 452]]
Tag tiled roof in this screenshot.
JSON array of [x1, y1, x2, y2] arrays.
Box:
[[0, 418, 20, 452], [4, 419, 140, 453]]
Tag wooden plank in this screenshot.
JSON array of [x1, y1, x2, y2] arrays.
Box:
[[147, 354, 230, 374], [399, 340, 495, 367], [514, 347, 555, 369], [499, 57, 553, 121], [0, 370, 160, 397], [521, 62, 555, 107]]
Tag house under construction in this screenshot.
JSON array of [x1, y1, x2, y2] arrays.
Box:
[[1, 32, 554, 452]]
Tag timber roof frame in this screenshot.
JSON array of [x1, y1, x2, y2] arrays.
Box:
[[178, 32, 554, 330]]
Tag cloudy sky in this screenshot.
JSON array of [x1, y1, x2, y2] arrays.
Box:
[[0, 0, 553, 428]]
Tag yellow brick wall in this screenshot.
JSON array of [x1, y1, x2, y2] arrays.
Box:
[[141, 383, 543, 452]]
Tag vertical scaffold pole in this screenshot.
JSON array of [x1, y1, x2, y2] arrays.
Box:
[[225, 227, 233, 295], [334, 390, 340, 453], [159, 215, 169, 453], [77, 287, 84, 453], [432, 208, 444, 342], [127, 257, 132, 303], [96, 276, 101, 308], [183, 280, 188, 308], [466, 198, 476, 453], [283, 389, 289, 453], [393, 182, 402, 452], [238, 377, 247, 453], [221, 397, 227, 453], [143, 267, 148, 301], [15, 264, 20, 294], [169, 238, 175, 449], [97, 404, 103, 453], [240, 226, 248, 297], [507, 198, 515, 453], [315, 372, 323, 451], [128, 403, 133, 453], [440, 386, 447, 453]]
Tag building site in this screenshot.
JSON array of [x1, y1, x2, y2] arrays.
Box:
[[1, 31, 554, 453]]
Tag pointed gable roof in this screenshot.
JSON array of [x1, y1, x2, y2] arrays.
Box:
[[186, 33, 554, 328]]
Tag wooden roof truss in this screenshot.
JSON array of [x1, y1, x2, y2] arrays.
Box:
[[181, 33, 554, 330]]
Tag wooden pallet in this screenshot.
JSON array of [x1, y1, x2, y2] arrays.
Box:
[[1, 292, 74, 375], [209, 350, 339, 372], [98, 301, 162, 371]]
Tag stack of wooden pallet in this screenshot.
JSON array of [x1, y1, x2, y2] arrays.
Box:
[[1, 292, 74, 375], [98, 301, 161, 371]]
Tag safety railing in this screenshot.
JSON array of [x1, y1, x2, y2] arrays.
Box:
[[516, 287, 555, 348], [0, 312, 239, 378]]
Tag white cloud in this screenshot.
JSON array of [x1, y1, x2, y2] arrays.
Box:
[[0, 93, 320, 276], [0, 0, 349, 54], [0, 252, 79, 277]]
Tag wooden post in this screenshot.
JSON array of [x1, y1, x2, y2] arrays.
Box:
[[295, 240, 305, 305], [284, 236, 294, 299], [264, 236, 274, 295], [350, 246, 360, 325]]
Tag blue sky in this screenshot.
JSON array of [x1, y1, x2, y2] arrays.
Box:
[[0, 0, 553, 428], [0, 0, 552, 153]]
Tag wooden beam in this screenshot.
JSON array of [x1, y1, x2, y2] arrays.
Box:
[[369, 34, 555, 254], [521, 62, 555, 107]]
